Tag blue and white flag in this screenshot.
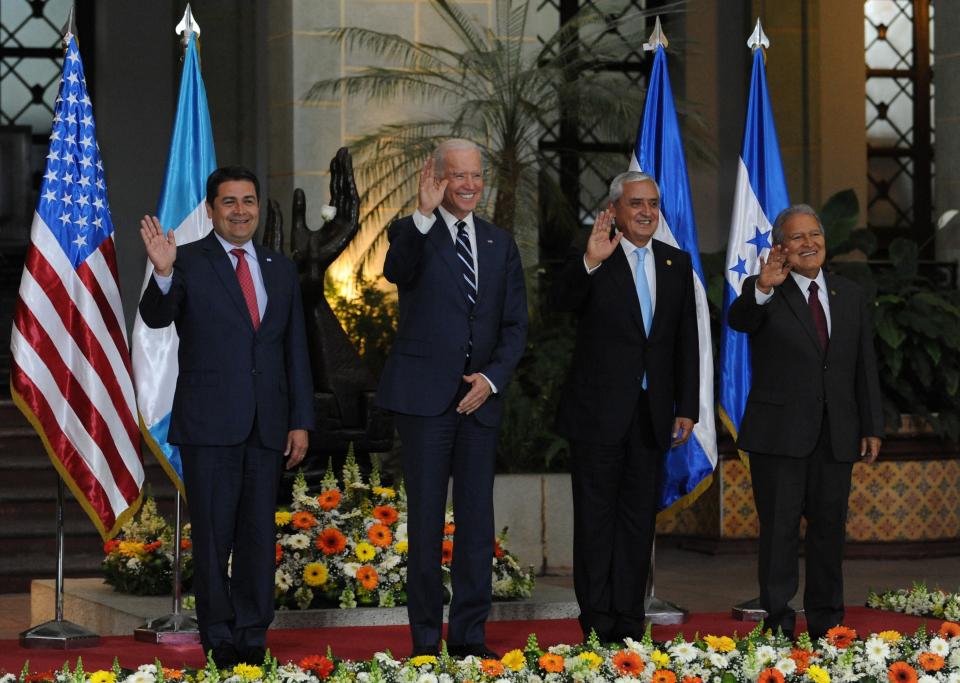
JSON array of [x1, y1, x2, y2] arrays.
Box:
[[718, 47, 790, 445], [131, 32, 216, 491], [631, 43, 718, 514]]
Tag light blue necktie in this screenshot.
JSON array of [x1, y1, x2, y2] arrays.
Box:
[[635, 247, 652, 389]]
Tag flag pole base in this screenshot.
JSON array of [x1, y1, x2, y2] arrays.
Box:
[[19, 619, 100, 649], [731, 597, 803, 621], [134, 613, 201, 644], [645, 596, 688, 625]]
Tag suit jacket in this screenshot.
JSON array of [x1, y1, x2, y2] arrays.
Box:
[[728, 273, 883, 461], [138, 231, 314, 451], [375, 211, 528, 427], [555, 239, 700, 451]]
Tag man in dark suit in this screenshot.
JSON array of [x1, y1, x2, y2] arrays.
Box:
[[139, 167, 314, 667], [728, 203, 883, 640], [555, 171, 699, 642], [376, 139, 527, 657]]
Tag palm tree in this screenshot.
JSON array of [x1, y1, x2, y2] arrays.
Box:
[[306, 0, 686, 274]]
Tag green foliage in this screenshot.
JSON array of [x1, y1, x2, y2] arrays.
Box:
[[327, 275, 398, 378]]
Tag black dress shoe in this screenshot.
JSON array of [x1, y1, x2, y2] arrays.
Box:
[[210, 644, 239, 669], [448, 643, 500, 659], [410, 644, 439, 657], [239, 646, 267, 665]]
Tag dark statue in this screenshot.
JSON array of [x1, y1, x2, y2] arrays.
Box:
[[262, 148, 394, 491]]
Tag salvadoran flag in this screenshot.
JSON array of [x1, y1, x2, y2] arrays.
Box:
[[631, 41, 718, 515], [718, 43, 790, 446], [131, 32, 217, 491]]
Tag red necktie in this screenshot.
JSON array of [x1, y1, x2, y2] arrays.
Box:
[[808, 281, 828, 350], [230, 248, 260, 330]]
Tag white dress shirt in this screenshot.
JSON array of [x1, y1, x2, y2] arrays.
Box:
[[755, 269, 831, 335], [584, 237, 657, 313]]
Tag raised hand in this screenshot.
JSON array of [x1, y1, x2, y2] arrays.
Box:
[[757, 244, 791, 293], [140, 215, 176, 276], [417, 155, 447, 216], [584, 208, 621, 269]]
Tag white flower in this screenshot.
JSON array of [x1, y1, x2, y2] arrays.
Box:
[[865, 637, 891, 662], [775, 658, 797, 676], [416, 674, 438, 683], [275, 569, 293, 592], [945, 672, 960, 683], [320, 205, 337, 222], [381, 554, 401, 571], [124, 673, 156, 683], [395, 523, 408, 541], [669, 641, 699, 663], [126, 557, 141, 570], [357, 674, 370, 683], [438, 675, 454, 683], [708, 653, 728, 668], [342, 562, 361, 577], [755, 645, 777, 666], [919, 676, 939, 683], [284, 533, 310, 550], [928, 637, 950, 656], [136, 666, 157, 675], [0, 675, 17, 683], [949, 649, 960, 669]]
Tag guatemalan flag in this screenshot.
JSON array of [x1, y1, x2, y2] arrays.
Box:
[[630, 21, 718, 514], [718, 24, 790, 445], [10, 35, 145, 539], [131, 29, 217, 492]]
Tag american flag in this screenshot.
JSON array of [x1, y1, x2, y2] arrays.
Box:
[[10, 35, 144, 540]]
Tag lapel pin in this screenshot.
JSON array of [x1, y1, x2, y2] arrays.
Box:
[[487, 239, 493, 244], [666, 259, 672, 266], [830, 290, 836, 296], [266, 257, 273, 262]]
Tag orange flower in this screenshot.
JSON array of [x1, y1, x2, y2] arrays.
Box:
[[888, 661, 918, 683], [917, 653, 945, 672], [758, 668, 785, 683], [790, 649, 812, 674], [275, 543, 282, 565], [538, 653, 565, 673], [357, 565, 379, 590], [444, 523, 456, 536], [103, 540, 120, 554], [652, 670, 677, 683], [480, 659, 505, 676], [612, 650, 645, 676], [180, 539, 192, 550], [681, 677, 703, 683], [162, 669, 183, 680], [300, 655, 335, 678], [292, 511, 318, 529], [441, 539, 454, 565], [318, 489, 341, 511], [25, 672, 54, 683], [826, 625, 857, 649], [143, 540, 162, 553], [493, 539, 504, 558], [367, 523, 393, 548], [939, 621, 960, 638], [373, 505, 399, 525], [316, 528, 347, 555]]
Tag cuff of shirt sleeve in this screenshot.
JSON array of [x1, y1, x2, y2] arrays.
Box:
[[583, 255, 601, 274], [153, 271, 173, 295], [478, 372, 497, 394], [755, 284, 774, 304], [412, 210, 437, 234]]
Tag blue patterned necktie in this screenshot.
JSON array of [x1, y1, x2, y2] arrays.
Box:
[[635, 247, 652, 389], [455, 220, 477, 306]]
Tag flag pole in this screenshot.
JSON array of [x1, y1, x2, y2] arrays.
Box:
[[19, 8, 101, 649], [132, 6, 203, 643]]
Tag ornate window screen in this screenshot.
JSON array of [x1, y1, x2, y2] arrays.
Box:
[[864, 0, 934, 246]]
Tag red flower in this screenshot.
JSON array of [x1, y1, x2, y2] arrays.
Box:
[[790, 649, 812, 674], [25, 672, 54, 682], [444, 523, 456, 536], [299, 655, 335, 679], [888, 662, 918, 683], [939, 621, 960, 639], [493, 539, 504, 558], [441, 539, 454, 565], [681, 677, 703, 683], [103, 540, 120, 554], [367, 523, 393, 548], [275, 543, 282, 565], [317, 490, 341, 511], [180, 539, 192, 550], [917, 653, 945, 673], [758, 668, 785, 683], [612, 650, 645, 676], [826, 625, 857, 649], [316, 528, 347, 555], [356, 565, 379, 590], [292, 511, 318, 529], [372, 505, 399, 525], [143, 540, 162, 553]]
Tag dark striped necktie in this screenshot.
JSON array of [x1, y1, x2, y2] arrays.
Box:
[[455, 220, 477, 305]]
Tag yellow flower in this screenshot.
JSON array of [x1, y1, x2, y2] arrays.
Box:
[[651, 649, 671, 668], [232, 664, 263, 680], [409, 655, 438, 667], [878, 630, 902, 643], [89, 671, 116, 683], [118, 541, 145, 558], [303, 562, 328, 587], [356, 542, 376, 561], [704, 635, 736, 652], [395, 540, 409, 554], [501, 649, 526, 671], [275, 511, 292, 526], [373, 486, 397, 499], [579, 652, 603, 670], [806, 665, 830, 683]]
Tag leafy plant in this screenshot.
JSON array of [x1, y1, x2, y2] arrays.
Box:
[[327, 275, 398, 379]]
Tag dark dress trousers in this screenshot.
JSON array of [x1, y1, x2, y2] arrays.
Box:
[[376, 211, 527, 650], [139, 230, 314, 653], [555, 240, 699, 641], [728, 273, 883, 639]]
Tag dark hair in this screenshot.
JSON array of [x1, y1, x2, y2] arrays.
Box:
[[206, 166, 260, 205]]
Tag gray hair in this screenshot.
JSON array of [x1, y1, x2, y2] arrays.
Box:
[[433, 138, 484, 175], [608, 171, 660, 205], [772, 204, 824, 245]]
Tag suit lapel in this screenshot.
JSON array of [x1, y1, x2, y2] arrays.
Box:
[[823, 274, 846, 362], [255, 243, 279, 330], [203, 232, 256, 332], [427, 210, 471, 310], [474, 219, 495, 308], [650, 240, 673, 338], [780, 275, 824, 356], [608, 245, 646, 334]]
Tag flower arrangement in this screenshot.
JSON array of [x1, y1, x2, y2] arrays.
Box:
[[868, 582, 960, 622], [101, 495, 192, 596], [274, 452, 534, 609], [5, 622, 960, 683]]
